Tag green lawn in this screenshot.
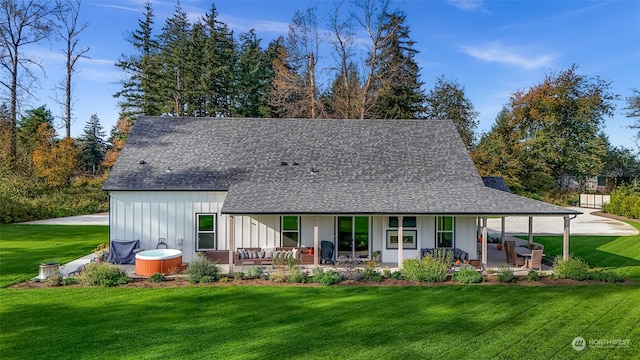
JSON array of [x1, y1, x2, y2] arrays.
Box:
[[519, 222, 640, 281], [0, 225, 108, 287], [1, 224, 640, 359], [1, 285, 639, 359]]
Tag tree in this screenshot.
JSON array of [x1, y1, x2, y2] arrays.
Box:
[[474, 65, 618, 193], [114, 1, 162, 117], [16, 105, 54, 174], [624, 88, 640, 144], [102, 115, 131, 169], [32, 123, 78, 186], [269, 36, 307, 118], [53, 0, 89, 138], [425, 76, 479, 149], [77, 114, 107, 174], [158, 2, 191, 116], [0, 0, 59, 166], [373, 11, 426, 119], [235, 29, 272, 117]]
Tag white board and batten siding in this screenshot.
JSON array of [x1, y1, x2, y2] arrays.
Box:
[[109, 191, 228, 262]]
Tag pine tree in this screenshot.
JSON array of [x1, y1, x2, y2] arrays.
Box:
[[373, 11, 426, 119], [424, 76, 479, 149], [235, 29, 272, 117], [77, 114, 107, 174], [114, 1, 162, 117]]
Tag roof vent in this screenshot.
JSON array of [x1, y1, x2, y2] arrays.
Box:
[[166, 167, 172, 173], [281, 161, 289, 166], [310, 167, 319, 174], [292, 161, 299, 166], [139, 160, 146, 165]]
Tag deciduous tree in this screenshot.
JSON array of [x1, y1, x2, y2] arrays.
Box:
[[32, 123, 78, 186], [0, 0, 59, 166]]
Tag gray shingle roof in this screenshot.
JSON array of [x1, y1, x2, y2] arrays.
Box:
[[104, 116, 579, 216]]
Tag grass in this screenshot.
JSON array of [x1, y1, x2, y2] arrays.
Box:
[[1, 224, 640, 359], [0, 225, 108, 287], [1, 286, 639, 359], [518, 222, 640, 282]]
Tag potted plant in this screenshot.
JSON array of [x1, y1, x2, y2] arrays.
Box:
[[372, 250, 381, 262]]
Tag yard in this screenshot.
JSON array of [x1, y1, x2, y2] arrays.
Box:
[[1, 224, 639, 359]]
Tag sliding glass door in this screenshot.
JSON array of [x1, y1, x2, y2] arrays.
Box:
[[337, 216, 369, 259]]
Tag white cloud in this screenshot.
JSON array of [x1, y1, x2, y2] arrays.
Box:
[[446, 0, 490, 13], [460, 42, 555, 70]]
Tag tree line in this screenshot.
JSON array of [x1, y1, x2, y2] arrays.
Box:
[[1, 0, 640, 198]]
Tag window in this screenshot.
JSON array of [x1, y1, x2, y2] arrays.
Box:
[[282, 216, 299, 247], [197, 214, 216, 250], [436, 216, 454, 248], [389, 216, 416, 228]]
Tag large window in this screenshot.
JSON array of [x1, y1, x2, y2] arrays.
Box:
[[436, 216, 454, 248], [282, 216, 299, 247], [197, 213, 217, 250]]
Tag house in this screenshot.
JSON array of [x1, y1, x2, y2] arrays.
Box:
[[103, 116, 580, 272]]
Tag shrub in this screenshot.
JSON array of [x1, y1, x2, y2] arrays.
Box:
[[309, 268, 342, 286], [386, 271, 404, 280], [219, 276, 230, 282], [287, 266, 307, 283], [360, 261, 383, 282], [495, 264, 514, 283], [402, 257, 449, 282], [452, 265, 483, 284], [185, 254, 220, 284], [234, 272, 245, 280], [63, 276, 79, 286], [552, 255, 590, 281], [81, 261, 131, 287], [45, 271, 64, 286], [588, 269, 623, 282], [149, 273, 167, 283], [526, 270, 540, 282], [246, 266, 263, 279]]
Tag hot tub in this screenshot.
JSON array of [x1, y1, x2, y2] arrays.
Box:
[[135, 249, 183, 276]]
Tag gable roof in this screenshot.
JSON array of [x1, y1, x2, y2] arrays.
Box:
[[104, 116, 579, 216]]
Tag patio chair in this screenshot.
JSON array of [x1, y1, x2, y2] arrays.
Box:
[[505, 241, 525, 266], [320, 240, 335, 265], [528, 249, 543, 270]]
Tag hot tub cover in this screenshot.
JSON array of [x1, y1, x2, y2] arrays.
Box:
[[108, 240, 140, 265]]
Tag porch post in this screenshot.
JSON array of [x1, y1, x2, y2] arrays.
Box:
[[482, 216, 488, 266], [398, 216, 404, 269], [528, 216, 533, 245], [228, 215, 234, 274], [563, 216, 570, 260], [500, 217, 506, 244], [313, 217, 319, 267]]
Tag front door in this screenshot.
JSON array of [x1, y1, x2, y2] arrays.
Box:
[[337, 216, 369, 259]]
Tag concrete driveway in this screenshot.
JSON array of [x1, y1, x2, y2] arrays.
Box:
[[487, 207, 638, 236], [20, 213, 109, 226]]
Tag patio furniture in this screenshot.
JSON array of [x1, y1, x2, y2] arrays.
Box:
[[320, 241, 335, 265], [506, 241, 526, 267], [527, 249, 543, 270]]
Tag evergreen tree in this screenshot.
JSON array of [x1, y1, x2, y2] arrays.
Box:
[[77, 114, 107, 174], [425, 76, 479, 149], [373, 11, 426, 119], [114, 1, 162, 117], [158, 2, 192, 116], [200, 4, 238, 117], [235, 29, 271, 117], [16, 106, 55, 174]]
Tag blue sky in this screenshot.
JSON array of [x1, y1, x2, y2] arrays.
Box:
[[24, 0, 640, 149]]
